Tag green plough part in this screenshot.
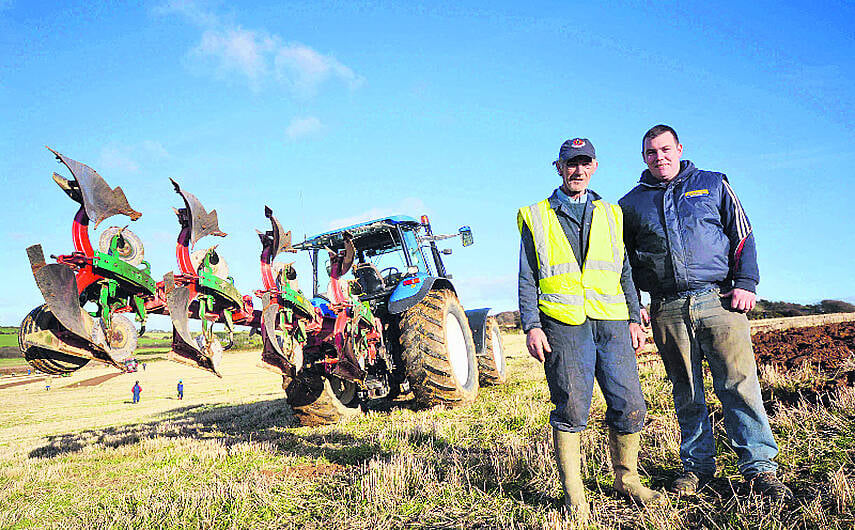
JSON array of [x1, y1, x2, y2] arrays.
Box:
[[93, 251, 157, 296], [198, 270, 243, 307]]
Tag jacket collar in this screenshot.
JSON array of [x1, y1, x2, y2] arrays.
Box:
[[639, 160, 697, 188]]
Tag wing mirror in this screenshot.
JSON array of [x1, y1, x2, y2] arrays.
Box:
[[459, 226, 473, 247]]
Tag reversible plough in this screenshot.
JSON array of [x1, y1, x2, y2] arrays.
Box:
[[19, 149, 506, 425]]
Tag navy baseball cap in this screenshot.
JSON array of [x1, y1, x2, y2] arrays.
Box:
[[555, 138, 596, 164]]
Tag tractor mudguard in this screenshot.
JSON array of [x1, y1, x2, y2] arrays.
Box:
[[387, 276, 456, 314], [166, 286, 221, 376], [170, 178, 226, 249], [464, 308, 490, 354], [33, 262, 93, 343], [47, 147, 141, 228]]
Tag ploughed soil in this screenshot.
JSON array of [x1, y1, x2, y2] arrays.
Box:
[[0, 365, 27, 376], [63, 372, 124, 388], [0, 377, 46, 390], [753, 321, 855, 395]]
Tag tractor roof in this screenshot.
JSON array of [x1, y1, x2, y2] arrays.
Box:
[[294, 215, 421, 252]]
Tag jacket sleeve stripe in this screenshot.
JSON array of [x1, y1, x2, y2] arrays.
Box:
[[723, 180, 749, 238], [722, 179, 751, 240], [733, 236, 747, 266]]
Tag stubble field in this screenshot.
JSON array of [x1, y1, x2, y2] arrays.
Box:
[[1, 333, 854, 529]]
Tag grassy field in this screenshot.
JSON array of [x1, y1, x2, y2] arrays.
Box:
[[0, 328, 19, 360], [1, 333, 853, 529]]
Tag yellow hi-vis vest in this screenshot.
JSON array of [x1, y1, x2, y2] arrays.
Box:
[[517, 198, 629, 325]]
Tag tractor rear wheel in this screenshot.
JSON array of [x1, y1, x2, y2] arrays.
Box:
[[19, 305, 90, 375], [283, 372, 361, 426], [478, 317, 508, 386], [399, 288, 478, 408]]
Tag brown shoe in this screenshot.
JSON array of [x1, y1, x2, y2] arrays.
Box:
[[669, 471, 712, 496], [749, 472, 794, 502]]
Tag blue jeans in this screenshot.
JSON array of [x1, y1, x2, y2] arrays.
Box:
[[650, 289, 778, 478], [541, 315, 647, 434]]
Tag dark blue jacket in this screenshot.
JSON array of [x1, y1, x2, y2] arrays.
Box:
[[518, 189, 641, 331], [618, 161, 758, 298]]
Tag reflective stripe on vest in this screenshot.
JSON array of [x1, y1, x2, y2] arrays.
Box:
[[517, 198, 629, 325]]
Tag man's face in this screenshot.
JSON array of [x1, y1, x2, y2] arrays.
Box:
[[559, 156, 597, 196], [643, 132, 683, 181]]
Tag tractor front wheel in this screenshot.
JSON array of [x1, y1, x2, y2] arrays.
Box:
[[399, 289, 478, 408]]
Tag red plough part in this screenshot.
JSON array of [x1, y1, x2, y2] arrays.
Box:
[[161, 179, 260, 376], [255, 206, 320, 377]]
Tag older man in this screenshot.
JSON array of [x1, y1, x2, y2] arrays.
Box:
[[619, 125, 792, 501], [518, 138, 661, 516]]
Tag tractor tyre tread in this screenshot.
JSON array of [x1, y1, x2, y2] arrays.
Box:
[[399, 289, 478, 408]]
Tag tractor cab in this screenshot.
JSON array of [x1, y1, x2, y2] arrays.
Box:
[[293, 215, 473, 313]]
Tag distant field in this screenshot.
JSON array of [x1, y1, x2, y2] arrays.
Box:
[[1, 333, 853, 529], [0, 333, 17, 349], [0, 358, 24, 368]]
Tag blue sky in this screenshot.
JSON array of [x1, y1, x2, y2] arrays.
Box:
[[1, 1, 854, 326]]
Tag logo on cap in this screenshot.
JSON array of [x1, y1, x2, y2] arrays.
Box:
[[571, 138, 585, 148]]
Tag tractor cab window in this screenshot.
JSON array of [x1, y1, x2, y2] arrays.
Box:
[[314, 251, 354, 300], [402, 229, 432, 275], [362, 228, 430, 285]]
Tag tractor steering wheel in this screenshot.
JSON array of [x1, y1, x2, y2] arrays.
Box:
[[380, 266, 400, 280]]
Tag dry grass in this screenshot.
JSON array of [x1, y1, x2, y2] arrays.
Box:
[[1, 334, 853, 529]]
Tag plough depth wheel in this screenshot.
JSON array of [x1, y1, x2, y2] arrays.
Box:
[[98, 226, 145, 267], [283, 372, 361, 426], [106, 314, 138, 364]]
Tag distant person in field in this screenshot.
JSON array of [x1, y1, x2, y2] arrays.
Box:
[[132, 381, 142, 404], [619, 124, 792, 501], [177, 380, 183, 400], [518, 137, 662, 517]]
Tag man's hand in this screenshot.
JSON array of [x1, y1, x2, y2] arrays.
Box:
[[639, 307, 651, 327], [629, 322, 647, 354], [526, 327, 551, 362], [720, 288, 756, 312]]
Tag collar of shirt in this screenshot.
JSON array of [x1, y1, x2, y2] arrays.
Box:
[[555, 187, 587, 205]]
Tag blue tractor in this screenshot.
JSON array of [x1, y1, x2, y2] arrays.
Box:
[[291, 214, 506, 418]]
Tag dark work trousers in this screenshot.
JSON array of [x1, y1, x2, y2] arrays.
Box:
[[542, 314, 647, 434]]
